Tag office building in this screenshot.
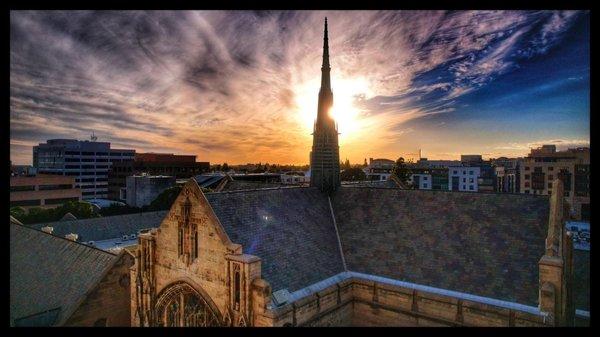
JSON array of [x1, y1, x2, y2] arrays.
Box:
[[126, 175, 176, 208], [10, 174, 82, 209], [108, 153, 209, 200], [33, 139, 134, 199]]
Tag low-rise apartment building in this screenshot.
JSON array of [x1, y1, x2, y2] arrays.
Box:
[[364, 158, 395, 181], [520, 145, 589, 220], [448, 166, 481, 192]]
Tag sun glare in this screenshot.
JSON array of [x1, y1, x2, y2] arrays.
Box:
[[294, 76, 372, 141]]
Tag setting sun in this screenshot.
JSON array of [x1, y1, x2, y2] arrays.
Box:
[[294, 75, 372, 142]]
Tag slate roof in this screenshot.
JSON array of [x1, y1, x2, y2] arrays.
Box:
[[205, 187, 345, 292], [28, 211, 167, 243], [10, 223, 118, 326], [194, 174, 227, 189], [331, 188, 550, 306], [60, 212, 77, 221], [220, 180, 286, 191]]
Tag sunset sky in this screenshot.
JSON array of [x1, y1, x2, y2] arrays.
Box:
[[10, 10, 589, 165]]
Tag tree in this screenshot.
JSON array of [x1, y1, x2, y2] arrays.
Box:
[[340, 167, 366, 182], [391, 157, 410, 184], [99, 203, 142, 217], [341, 158, 351, 170], [10, 201, 99, 225], [10, 207, 26, 221]]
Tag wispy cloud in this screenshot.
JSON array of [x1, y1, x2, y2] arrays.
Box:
[[10, 10, 587, 164]]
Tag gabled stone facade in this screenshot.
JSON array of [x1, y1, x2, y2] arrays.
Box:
[[130, 180, 269, 327]]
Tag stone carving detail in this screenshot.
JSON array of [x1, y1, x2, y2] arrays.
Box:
[[178, 196, 199, 266]]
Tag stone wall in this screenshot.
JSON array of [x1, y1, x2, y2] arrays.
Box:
[[260, 276, 550, 327], [65, 252, 134, 326]]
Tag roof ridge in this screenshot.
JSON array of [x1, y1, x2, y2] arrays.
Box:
[[205, 185, 312, 195], [11, 222, 118, 257], [30, 209, 168, 226]]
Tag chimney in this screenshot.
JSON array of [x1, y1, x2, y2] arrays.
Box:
[[65, 233, 78, 241], [369, 158, 373, 164], [41, 226, 54, 234]]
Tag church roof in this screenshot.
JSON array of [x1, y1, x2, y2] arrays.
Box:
[[28, 211, 167, 243], [205, 187, 345, 293], [220, 180, 287, 191], [331, 188, 549, 306], [10, 222, 119, 326]]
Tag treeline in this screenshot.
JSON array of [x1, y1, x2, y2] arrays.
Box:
[[210, 162, 310, 173]]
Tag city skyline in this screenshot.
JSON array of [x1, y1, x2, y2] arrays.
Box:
[[10, 10, 590, 165]]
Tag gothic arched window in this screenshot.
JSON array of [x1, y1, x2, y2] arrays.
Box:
[[155, 282, 221, 327]]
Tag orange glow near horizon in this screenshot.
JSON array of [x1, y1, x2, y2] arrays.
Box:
[[294, 75, 373, 142]]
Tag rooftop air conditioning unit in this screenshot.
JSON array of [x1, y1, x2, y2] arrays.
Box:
[[65, 233, 78, 241], [41, 226, 54, 234], [122, 235, 128, 241], [130, 234, 137, 240], [88, 241, 95, 246]]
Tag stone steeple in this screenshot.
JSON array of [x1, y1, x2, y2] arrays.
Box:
[[310, 17, 340, 193]]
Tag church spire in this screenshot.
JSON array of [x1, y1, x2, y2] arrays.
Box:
[[322, 17, 330, 70], [320, 17, 331, 91], [310, 17, 340, 193]]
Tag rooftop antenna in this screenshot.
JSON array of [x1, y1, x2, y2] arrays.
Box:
[[91, 132, 97, 142]]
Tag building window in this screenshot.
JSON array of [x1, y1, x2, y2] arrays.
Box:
[[462, 185, 466, 190], [178, 228, 184, 256], [525, 190, 530, 194], [524, 174, 530, 180], [469, 185, 474, 190], [469, 170, 474, 175], [469, 178, 474, 183], [38, 184, 73, 191], [548, 175, 554, 181], [423, 183, 428, 188], [423, 176, 428, 181], [453, 170, 457, 174], [525, 166, 530, 171], [463, 171, 466, 175], [548, 182, 552, 189], [10, 185, 35, 192], [10, 199, 41, 207], [463, 178, 466, 183], [192, 229, 198, 260], [548, 166, 554, 171], [525, 182, 530, 188]]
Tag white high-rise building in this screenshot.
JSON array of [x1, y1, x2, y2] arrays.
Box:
[[33, 139, 135, 199]]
